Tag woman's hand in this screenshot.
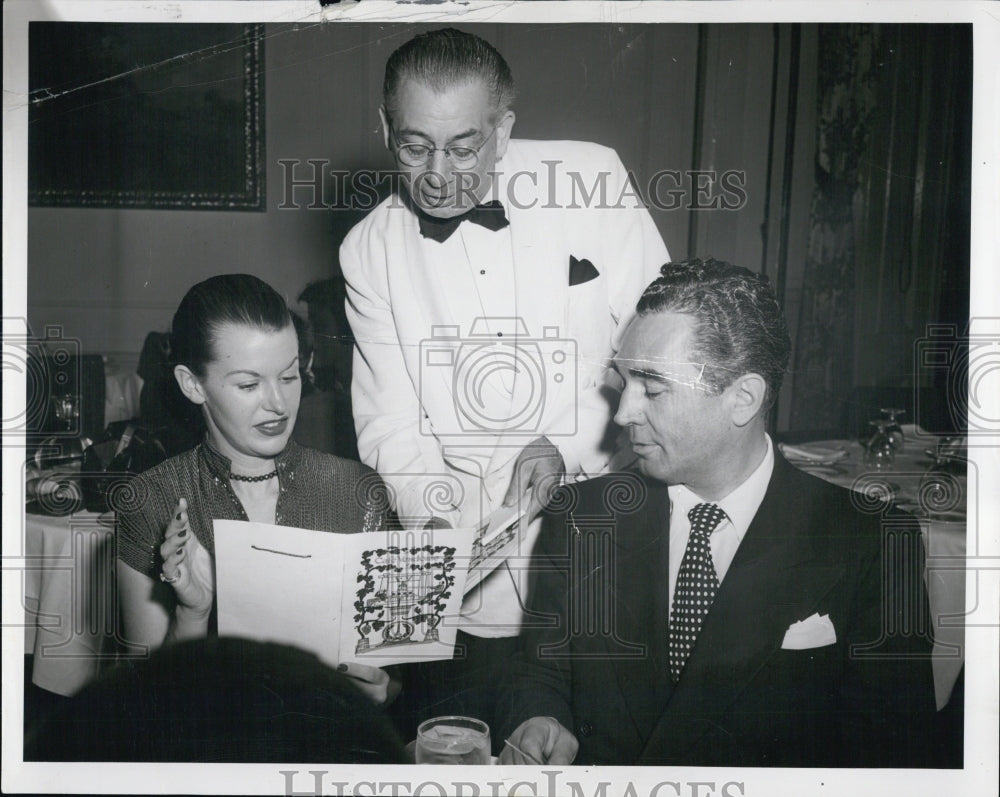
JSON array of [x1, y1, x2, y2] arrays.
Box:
[[338, 661, 401, 706], [159, 497, 215, 620]]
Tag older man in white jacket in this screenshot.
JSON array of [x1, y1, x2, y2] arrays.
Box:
[[341, 27, 669, 740]]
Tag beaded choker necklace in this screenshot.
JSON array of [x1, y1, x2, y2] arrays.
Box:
[[229, 470, 277, 483]]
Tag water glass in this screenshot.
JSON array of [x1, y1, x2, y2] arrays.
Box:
[[415, 716, 491, 765], [863, 421, 895, 471], [880, 408, 906, 452], [52, 393, 80, 432]]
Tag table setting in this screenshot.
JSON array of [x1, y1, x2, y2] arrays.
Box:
[[779, 421, 968, 710], [23, 390, 164, 697]]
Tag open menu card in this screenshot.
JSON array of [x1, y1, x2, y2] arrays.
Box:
[[466, 503, 526, 593], [214, 521, 473, 667]]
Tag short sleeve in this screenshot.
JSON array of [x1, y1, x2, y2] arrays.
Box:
[[115, 470, 171, 578]]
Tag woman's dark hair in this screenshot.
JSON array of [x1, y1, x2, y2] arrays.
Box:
[[171, 274, 292, 376]]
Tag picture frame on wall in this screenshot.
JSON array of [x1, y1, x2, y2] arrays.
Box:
[[28, 22, 264, 210]]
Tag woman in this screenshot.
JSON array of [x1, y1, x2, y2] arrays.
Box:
[[116, 274, 392, 703]]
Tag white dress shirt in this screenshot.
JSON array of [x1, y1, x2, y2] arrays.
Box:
[[423, 214, 518, 480], [666, 434, 775, 620]]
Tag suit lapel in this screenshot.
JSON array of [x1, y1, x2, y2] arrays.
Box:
[[604, 480, 675, 744], [637, 457, 844, 763], [501, 143, 570, 347]]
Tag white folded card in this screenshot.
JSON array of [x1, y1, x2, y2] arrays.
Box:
[[465, 503, 526, 593], [781, 612, 837, 650], [213, 520, 473, 667]]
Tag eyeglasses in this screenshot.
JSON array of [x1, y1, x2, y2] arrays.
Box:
[[389, 124, 499, 169]]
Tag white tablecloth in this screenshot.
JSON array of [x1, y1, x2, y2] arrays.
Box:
[[24, 510, 118, 696], [23, 363, 141, 696], [781, 436, 966, 710]]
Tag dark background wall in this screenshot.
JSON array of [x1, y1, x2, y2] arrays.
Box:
[[27, 22, 971, 434]]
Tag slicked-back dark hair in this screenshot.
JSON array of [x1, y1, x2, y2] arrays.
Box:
[[383, 28, 516, 120], [171, 274, 292, 377], [637, 258, 791, 410]]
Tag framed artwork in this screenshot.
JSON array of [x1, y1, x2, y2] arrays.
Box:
[[28, 22, 264, 210]]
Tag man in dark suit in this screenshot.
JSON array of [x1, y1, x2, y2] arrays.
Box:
[[499, 258, 937, 767]]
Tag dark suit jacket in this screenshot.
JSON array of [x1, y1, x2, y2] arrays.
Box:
[[500, 454, 937, 767]]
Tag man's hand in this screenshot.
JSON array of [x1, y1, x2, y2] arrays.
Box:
[[502, 436, 565, 527], [500, 716, 578, 765]]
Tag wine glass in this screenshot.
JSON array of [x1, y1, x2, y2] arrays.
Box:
[[52, 393, 79, 433], [415, 716, 491, 765], [863, 421, 895, 471], [880, 408, 906, 452]]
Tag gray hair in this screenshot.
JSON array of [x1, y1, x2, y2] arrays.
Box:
[[383, 28, 516, 120]]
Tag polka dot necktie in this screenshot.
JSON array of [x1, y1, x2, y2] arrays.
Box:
[[669, 502, 728, 682]]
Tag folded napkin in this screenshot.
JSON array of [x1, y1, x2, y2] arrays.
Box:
[[778, 443, 847, 463], [781, 613, 837, 650]]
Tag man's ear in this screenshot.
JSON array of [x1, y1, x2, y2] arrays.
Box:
[[378, 105, 391, 152], [727, 372, 767, 427], [494, 109, 516, 161], [174, 365, 207, 406]]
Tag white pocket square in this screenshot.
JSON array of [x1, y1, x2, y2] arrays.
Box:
[[781, 613, 837, 650]]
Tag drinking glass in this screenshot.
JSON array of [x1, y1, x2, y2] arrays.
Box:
[[415, 716, 491, 765], [863, 421, 895, 471], [880, 408, 906, 452], [52, 393, 79, 432]]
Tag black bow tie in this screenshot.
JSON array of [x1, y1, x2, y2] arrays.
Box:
[[416, 200, 510, 243]]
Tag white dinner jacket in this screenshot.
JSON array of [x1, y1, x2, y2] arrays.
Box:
[[342, 139, 669, 529]]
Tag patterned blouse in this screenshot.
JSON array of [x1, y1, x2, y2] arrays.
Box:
[[116, 439, 389, 578]]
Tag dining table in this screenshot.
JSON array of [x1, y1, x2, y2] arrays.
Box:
[[20, 424, 968, 711], [23, 506, 119, 696], [779, 426, 967, 711], [22, 360, 140, 696]]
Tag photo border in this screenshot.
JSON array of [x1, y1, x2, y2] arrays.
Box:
[[3, 2, 997, 795]]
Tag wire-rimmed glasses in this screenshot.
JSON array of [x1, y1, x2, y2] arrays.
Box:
[[389, 124, 499, 169]]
